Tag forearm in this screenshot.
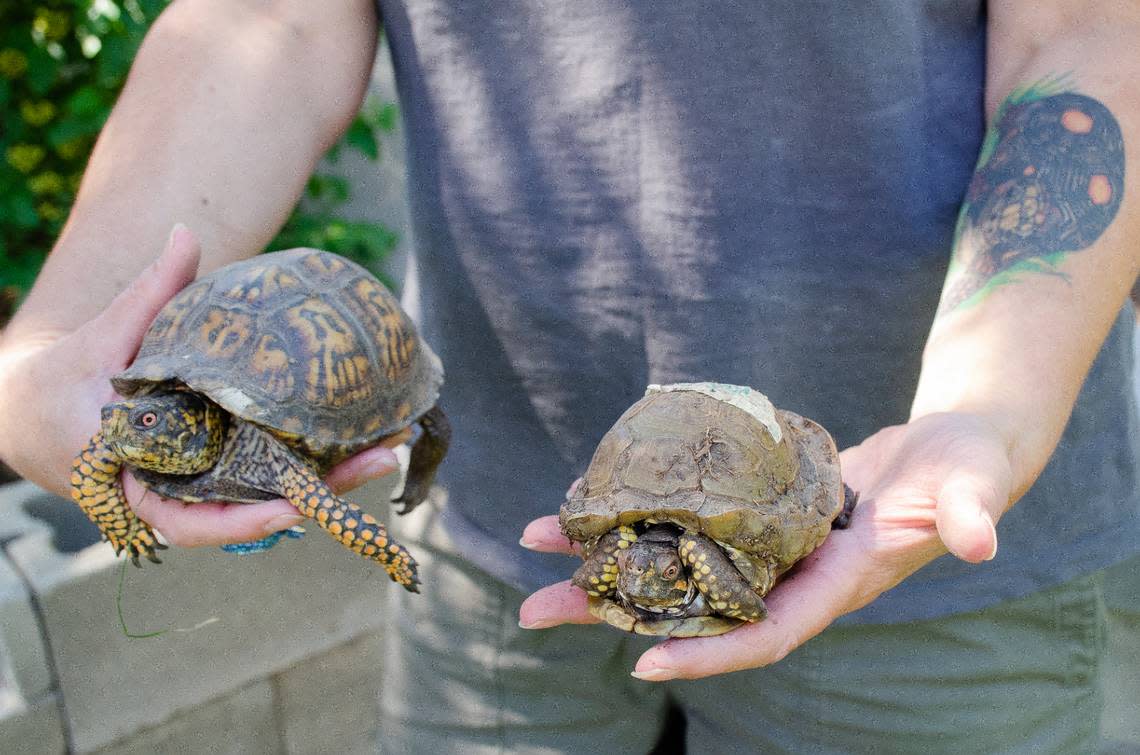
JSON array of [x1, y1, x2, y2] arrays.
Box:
[[911, 15, 1140, 501], [6, 0, 378, 345]]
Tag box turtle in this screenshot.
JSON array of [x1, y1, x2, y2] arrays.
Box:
[[559, 383, 854, 636], [70, 249, 449, 591]]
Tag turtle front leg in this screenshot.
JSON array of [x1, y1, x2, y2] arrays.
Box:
[[70, 433, 165, 565], [280, 460, 420, 592], [571, 525, 638, 597], [391, 405, 451, 515], [678, 532, 767, 622]]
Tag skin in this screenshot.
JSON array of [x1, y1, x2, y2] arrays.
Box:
[[521, 3, 1140, 680], [0, 0, 1137, 682]]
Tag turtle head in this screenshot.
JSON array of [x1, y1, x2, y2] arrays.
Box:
[[616, 536, 691, 611], [101, 391, 226, 474]]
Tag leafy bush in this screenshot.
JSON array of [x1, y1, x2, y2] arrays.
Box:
[[0, 0, 398, 301]]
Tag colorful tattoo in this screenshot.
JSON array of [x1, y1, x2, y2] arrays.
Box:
[[939, 76, 1125, 313]]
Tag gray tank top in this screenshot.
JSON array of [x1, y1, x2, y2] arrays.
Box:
[[377, 0, 1139, 622]]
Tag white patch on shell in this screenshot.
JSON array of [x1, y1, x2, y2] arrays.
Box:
[[645, 382, 782, 443], [209, 386, 259, 417]]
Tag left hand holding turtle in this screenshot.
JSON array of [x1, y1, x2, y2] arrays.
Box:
[[0, 226, 406, 551], [520, 411, 1012, 681]]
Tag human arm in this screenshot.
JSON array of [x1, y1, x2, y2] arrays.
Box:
[[0, 0, 387, 544], [518, 1, 1140, 679]]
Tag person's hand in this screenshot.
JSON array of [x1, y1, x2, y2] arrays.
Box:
[[0, 226, 407, 548], [518, 411, 1013, 680]]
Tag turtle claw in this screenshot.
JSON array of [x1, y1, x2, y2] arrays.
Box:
[[390, 485, 423, 517]]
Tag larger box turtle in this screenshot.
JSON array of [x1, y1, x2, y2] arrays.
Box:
[[70, 249, 448, 591]]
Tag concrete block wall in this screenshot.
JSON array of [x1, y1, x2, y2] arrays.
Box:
[[0, 479, 396, 754]]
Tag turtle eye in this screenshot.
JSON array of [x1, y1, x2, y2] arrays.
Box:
[[138, 412, 159, 429], [658, 557, 680, 581]]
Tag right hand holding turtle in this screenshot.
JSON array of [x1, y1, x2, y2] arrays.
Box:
[[520, 411, 1012, 681], [0, 227, 407, 555]]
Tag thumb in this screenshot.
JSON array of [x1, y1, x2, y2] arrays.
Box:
[[84, 224, 201, 357], [934, 470, 1007, 564]]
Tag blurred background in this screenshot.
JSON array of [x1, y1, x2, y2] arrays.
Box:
[[0, 2, 1136, 753]]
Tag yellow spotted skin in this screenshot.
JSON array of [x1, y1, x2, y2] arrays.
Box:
[[282, 461, 419, 591], [678, 532, 767, 622], [70, 433, 166, 564], [571, 525, 637, 597]]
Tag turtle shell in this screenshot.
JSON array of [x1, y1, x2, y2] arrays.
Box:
[[112, 249, 443, 470], [560, 385, 842, 577]]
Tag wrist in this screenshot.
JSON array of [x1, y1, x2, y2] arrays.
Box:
[[909, 381, 1055, 506]]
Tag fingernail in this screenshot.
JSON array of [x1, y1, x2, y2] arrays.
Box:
[[265, 514, 306, 533], [631, 668, 676, 682], [364, 452, 400, 478], [164, 223, 186, 252], [518, 618, 555, 630], [981, 515, 998, 561], [518, 537, 538, 550]]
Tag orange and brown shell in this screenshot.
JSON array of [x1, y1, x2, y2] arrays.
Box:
[[112, 249, 443, 471], [560, 385, 842, 577]]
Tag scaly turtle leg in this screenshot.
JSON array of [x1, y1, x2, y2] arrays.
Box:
[[833, 483, 859, 529], [392, 405, 451, 515], [279, 456, 420, 592], [678, 532, 767, 622], [70, 433, 165, 565], [571, 525, 638, 598]]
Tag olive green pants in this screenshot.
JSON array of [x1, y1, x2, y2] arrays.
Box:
[[378, 500, 1122, 754]]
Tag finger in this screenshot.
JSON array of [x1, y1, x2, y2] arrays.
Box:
[[519, 515, 580, 555], [633, 535, 862, 681], [935, 471, 1005, 563], [82, 224, 200, 358], [378, 427, 413, 448], [125, 473, 303, 548], [518, 580, 599, 629], [325, 445, 401, 494]]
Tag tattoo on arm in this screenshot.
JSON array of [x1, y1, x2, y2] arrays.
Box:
[[939, 77, 1125, 314]]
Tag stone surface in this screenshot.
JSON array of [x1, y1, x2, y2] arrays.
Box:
[[0, 484, 55, 702], [0, 482, 67, 754], [274, 632, 384, 754], [94, 680, 279, 755], [4, 477, 398, 753], [0, 691, 67, 755]]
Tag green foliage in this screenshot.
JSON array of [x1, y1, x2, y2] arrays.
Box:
[[0, 0, 398, 301]]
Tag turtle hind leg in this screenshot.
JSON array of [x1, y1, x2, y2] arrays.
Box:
[[833, 483, 859, 530], [570, 525, 637, 598], [391, 405, 450, 515], [70, 433, 165, 565], [280, 460, 420, 592], [678, 532, 767, 622]]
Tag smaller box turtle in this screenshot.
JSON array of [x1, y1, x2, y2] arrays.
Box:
[[560, 383, 854, 636], [70, 249, 449, 591]]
